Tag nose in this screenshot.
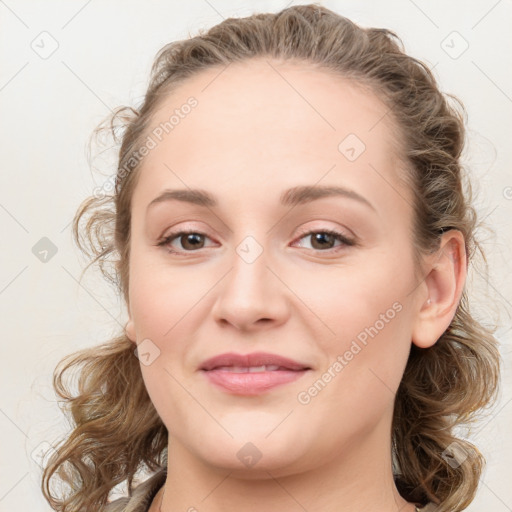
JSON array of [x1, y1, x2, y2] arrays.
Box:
[[210, 237, 290, 332]]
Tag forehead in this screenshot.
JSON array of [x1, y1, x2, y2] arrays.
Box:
[[131, 58, 408, 215]]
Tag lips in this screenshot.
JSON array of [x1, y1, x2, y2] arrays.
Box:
[[199, 352, 312, 395], [199, 352, 311, 372]]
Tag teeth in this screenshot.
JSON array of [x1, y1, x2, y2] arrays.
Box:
[[250, 365, 280, 372], [215, 365, 282, 372]]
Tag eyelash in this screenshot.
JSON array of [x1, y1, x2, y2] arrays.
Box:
[[156, 228, 356, 256]]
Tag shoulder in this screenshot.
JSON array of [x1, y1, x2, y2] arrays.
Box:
[[104, 468, 167, 512]]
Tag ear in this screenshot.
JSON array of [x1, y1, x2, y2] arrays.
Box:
[[125, 316, 137, 344], [411, 230, 467, 349]]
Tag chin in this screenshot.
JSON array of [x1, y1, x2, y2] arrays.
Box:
[[191, 434, 310, 477]]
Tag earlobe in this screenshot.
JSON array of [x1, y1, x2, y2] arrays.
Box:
[[411, 230, 467, 349], [125, 318, 137, 344]]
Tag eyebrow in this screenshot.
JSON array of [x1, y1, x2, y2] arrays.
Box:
[[146, 185, 376, 213]]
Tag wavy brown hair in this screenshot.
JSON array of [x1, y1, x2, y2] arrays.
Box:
[[41, 4, 501, 512]]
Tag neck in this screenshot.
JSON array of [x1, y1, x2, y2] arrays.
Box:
[[157, 411, 417, 512]]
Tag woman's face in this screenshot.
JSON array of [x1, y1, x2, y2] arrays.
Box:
[[125, 59, 428, 476]]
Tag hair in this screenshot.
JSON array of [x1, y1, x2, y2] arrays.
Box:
[[41, 4, 501, 512]]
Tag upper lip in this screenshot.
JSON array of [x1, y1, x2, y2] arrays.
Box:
[[199, 352, 312, 371]]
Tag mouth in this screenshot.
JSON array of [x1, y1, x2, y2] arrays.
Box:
[[199, 352, 312, 395], [199, 351, 312, 372], [209, 365, 302, 372]]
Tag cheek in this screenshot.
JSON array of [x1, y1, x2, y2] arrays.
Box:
[[129, 261, 207, 426], [288, 250, 414, 336], [291, 252, 415, 392], [128, 249, 209, 339]]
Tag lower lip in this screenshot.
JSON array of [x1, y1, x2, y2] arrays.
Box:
[[202, 369, 309, 395]]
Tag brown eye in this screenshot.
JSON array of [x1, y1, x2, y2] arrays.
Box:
[[295, 229, 355, 251], [157, 228, 355, 256], [308, 232, 337, 250], [158, 230, 213, 254], [178, 233, 205, 250]]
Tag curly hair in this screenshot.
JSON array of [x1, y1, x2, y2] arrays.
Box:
[[41, 4, 501, 512]]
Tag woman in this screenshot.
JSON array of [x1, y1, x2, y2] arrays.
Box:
[[41, 4, 501, 512]]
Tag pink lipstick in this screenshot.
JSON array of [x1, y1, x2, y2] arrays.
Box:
[[199, 352, 312, 395]]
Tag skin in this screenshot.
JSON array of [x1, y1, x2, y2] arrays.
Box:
[[124, 58, 466, 512]]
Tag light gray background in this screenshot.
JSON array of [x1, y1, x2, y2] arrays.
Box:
[[1, 1, 511, 510]]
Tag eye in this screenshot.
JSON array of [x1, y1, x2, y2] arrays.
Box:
[[292, 228, 355, 252], [157, 230, 215, 255], [157, 227, 355, 256]]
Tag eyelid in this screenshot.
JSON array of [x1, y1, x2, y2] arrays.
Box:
[[157, 223, 356, 254], [293, 225, 355, 244], [157, 228, 217, 253]]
